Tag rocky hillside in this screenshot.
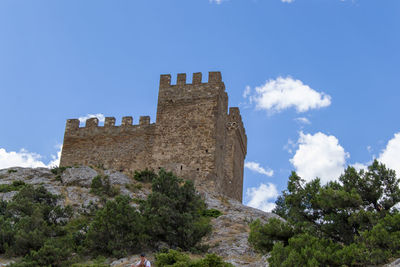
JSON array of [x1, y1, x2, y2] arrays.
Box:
[[0, 167, 279, 267]]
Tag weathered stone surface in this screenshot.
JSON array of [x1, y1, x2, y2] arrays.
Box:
[[0, 167, 53, 182], [384, 258, 400, 267], [64, 186, 99, 207], [200, 190, 279, 266], [0, 191, 17, 202], [0, 167, 62, 201], [59, 72, 247, 202], [104, 170, 131, 185], [61, 166, 98, 187], [42, 184, 63, 196]]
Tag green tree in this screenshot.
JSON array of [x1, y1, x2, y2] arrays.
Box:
[[1, 185, 66, 256], [85, 195, 145, 257], [249, 160, 400, 266], [140, 169, 211, 250], [248, 218, 294, 253]]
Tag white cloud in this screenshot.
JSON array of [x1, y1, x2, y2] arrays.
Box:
[[378, 132, 400, 176], [295, 117, 311, 125], [243, 86, 251, 99], [281, 0, 294, 2], [0, 145, 62, 169], [249, 76, 331, 114], [78, 113, 105, 125], [245, 161, 274, 176], [209, 0, 226, 4], [284, 139, 296, 154], [0, 148, 47, 169], [246, 183, 279, 212], [290, 132, 349, 184], [47, 145, 62, 168], [349, 132, 400, 175]]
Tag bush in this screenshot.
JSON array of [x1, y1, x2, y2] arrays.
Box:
[[50, 166, 68, 175], [51, 166, 70, 182], [155, 249, 191, 266], [202, 209, 222, 218], [133, 169, 157, 183], [155, 249, 234, 267], [90, 175, 119, 198], [71, 264, 109, 267], [0, 180, 26, 193], [15, 236, 76, 267], [192, 253, 234, 267]]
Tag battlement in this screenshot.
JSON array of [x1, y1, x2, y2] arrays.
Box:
[[160, 71, 223, 88], [157, 72, 227, 116], [65, 116, 153, 136]]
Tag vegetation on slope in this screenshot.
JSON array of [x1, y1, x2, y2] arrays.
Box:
[[249, 160, 400, 266], [0, 169, 228, 266], [155, 249, 234, 267]]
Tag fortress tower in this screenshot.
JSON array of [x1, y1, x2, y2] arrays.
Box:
[[60, 72, 247, 201]]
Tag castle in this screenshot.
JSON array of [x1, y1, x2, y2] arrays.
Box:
[[59, 72, 247, 201]]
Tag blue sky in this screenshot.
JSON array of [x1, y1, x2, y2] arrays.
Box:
[[1, 0, 399, 211]]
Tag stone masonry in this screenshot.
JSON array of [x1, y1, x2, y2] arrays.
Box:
[[60, 72, 247, 201]]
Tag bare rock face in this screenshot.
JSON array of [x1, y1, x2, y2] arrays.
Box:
[[0, 167, 54, 184], [199, 190, 279, 267], [104, 170, 131, 185], [384, 258, 400, 267], [0, 167, 63, 202], [0, 191, 17, 202], [61, 166, 98, 187]]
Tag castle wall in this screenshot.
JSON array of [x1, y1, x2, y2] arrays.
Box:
[[60, 72, 247, 201], [60, 116, 155, 172]]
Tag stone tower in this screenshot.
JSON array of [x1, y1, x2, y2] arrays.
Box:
[[60, 72, 247, 201]]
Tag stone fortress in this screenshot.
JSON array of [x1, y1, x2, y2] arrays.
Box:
[[59, 72, 247, 201]]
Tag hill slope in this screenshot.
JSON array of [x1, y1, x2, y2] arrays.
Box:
[[0, 166, 278, 266]]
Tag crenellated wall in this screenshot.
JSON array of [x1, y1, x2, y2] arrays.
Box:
[[60, 116, 155, 172], [60, 72, 247, 201]]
